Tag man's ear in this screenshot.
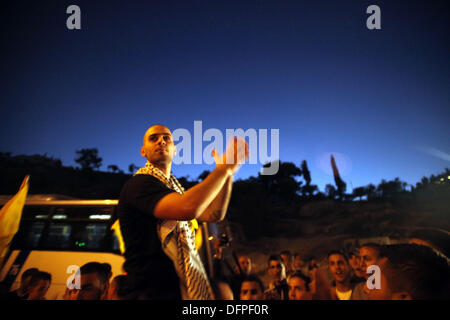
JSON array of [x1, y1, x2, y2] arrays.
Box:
[[392, 292, 413, 300], [140, 146, 146, 158]]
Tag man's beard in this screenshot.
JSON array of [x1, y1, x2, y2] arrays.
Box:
[[149, 153, 172, 167]]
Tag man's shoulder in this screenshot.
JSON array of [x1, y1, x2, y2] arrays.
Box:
[[119, 174, 175, 211], [122, 174, 168, 190], [4, 290, 21, 300], [127, 174, 161, 183]]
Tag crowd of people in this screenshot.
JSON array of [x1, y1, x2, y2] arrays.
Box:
[[1, 239, 448, 300], [214, 240, 450, 301], [1, 262, 114, 300]]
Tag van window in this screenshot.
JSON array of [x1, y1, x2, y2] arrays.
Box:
[[9, 203, 119, 253], [13, 221, 46, 249], [53, 206, 114, 220], [22, 206, 52, 219], [42, 223, 72, 249], [73, 223, 108, 250]]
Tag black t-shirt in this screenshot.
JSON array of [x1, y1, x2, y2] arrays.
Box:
[[118, 174, 181, 299], [4, 289, 27, 300]]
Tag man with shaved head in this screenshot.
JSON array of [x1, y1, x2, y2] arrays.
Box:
[[118, 124, 249, 300]]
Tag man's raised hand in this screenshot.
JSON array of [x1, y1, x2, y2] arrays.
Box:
[[212, 137, 249, 175]]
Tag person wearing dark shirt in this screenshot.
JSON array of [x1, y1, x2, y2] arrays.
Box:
[[26, 271, 51, 300], [211, 240, 252, 300], [72, 262, 110, 300], [5, 268, 39, 300], [327, 250, 367, 300], [118, 124, 249, 300], [264, 255, 289, 300], [240, 275, 265, 300], [369, 244, 450, 300]]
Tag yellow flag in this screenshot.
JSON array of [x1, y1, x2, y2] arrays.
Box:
[[111, 219, 125, 255], [110, 219, 201, 254], [0, 175, 30, 266], [190, 219, 203, 251]]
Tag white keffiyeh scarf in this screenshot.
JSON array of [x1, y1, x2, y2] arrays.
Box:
[[135, 161, 214, 300]]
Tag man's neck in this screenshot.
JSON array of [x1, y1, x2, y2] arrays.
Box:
[[151, 162, 171, 177], [336, 279, 352, 292]]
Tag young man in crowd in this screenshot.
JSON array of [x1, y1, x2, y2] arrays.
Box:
[[293, 253, 308, 275], [74, 262, 111, 300], [327, 250, 367, 300], [348, 250, 366, 281], [359, 243, 380, 295], [288, 272, 312, 300], [26, 271, 51, 300], [264, 254, 289, 300], [240, 275, 265, 300], [5, 268, 39, 300], [369, 244, 450, 300], [236, 255, 252, 276], [107, 275, 127, 300]]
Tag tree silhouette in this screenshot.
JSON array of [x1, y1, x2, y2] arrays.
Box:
[[128, 163, 139, 174], [335, 177, 346, 198], [75, 148, 102, 171], [330, 155, 347, 200], [366, 184, 376, 200], [303, 184, 318, 198], [107, 164, 119, 173], [421, 176, 430, 186], [0, 152, 12, 160], [300, 160, 318, 197], [377, 177, 407, 199], [325, 184, 337, 199], [258, 161, 302, 203], [177, 176, 197, 190], [352, 186, 366, 201], [197, 170, 211, 182], [301, 160, 311, 185]]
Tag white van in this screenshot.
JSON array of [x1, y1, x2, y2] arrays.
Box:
[[0, 194, 217, 300], [0, 196, 125, 300]]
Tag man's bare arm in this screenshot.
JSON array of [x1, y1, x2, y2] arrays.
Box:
[[153, 166, 231, 221], [153, 138, 248, 221], [197, 174, 233, 222]]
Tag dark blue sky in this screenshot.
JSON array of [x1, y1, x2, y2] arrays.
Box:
[[1, 0, 449, 192]]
